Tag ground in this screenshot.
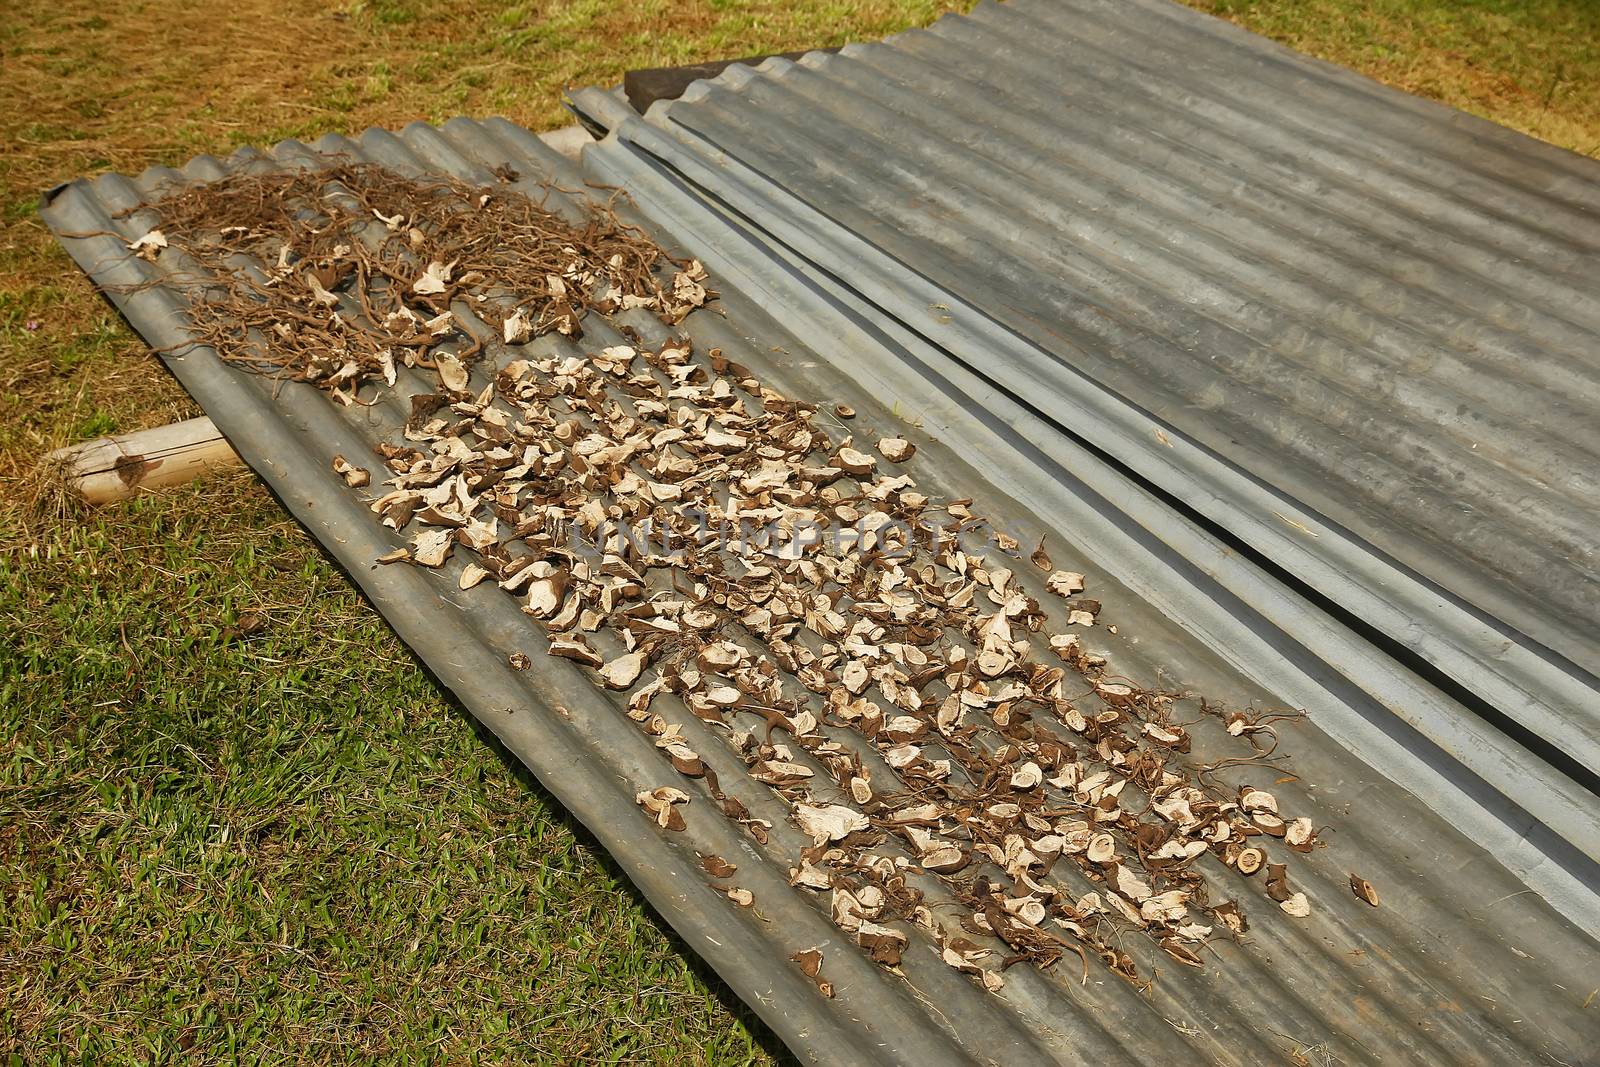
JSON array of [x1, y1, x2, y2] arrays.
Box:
[[1, 0, 1595, 1061]]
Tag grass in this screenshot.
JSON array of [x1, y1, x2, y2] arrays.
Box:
[[1, 0, 1595, 1061]]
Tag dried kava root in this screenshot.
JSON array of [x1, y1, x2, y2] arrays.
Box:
[[138, 160, 1335, 997], [358, 334, 1330, 992]]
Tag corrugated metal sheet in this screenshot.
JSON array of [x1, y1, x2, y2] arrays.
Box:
[[583, 0, 1600, 810], [43, 110, 1598, 1067]]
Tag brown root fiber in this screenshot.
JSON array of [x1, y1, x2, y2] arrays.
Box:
[[123, 159, 707, 401]]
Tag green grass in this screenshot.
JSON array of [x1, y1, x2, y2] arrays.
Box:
[[2, 476, 780, 1063], [1, 0, 1596, 1061]]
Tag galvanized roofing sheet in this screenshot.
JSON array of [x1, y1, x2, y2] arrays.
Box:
[[42, 113, 1599, 1064], [598, 0, 1600, 791]]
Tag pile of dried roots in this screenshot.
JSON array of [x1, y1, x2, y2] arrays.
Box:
[[133, 158, 1333, 999], [364, 335, 1322, 993]]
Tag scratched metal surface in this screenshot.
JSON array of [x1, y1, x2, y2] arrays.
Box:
[[42, 117, 1599, 1064]]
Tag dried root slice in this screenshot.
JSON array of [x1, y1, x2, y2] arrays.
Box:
[[598, 651, 646, 689], [1280, 892, 1311, 918], [410, 528, 453, 568], [727, 887, 754, 907], [833, 447, 876, 476], [1046, 570, 1085, 597], [1240, 787, 1278, 814], [548, 636, 603, 669], [1349, 874, 1380, 907], [921, 846, 968, 874], [1263, 863, 1294, 903], [878, 437, 915, 463], [330, 454, 370, 488], [834, 404, 856, 419], [1086, 833, 1117, 865], [794, 803, 868, 843], [1285, 817, 1316, 851], [1235, 847, 1266, 876], [523, 568, 568, 618], [701, 854, 737, 878], [857, 923, 907, 967], [503, 308, 532, 344], [507, 650, 531, 671], [1251, 811, 1287, 837], [635, 786, 689, 831], [435, 352, 470, 393], [790, 947, 834, 998]]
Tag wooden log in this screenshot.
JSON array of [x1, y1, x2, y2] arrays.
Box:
[[46, 416, 243, 504]]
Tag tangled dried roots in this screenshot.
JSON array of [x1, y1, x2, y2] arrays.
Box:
[[125, 160, 710, 401]]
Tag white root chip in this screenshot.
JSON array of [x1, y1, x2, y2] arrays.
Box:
[[1235, 847, 1266, 876], [794, 803, 869, 843], [1240, 788, 1278, 814], [1280, 892, 1312, 918], [727, 887, 754, 907], [1251, 811, 1287, 837], [524, 574, 566, 618], [635, 786, 689, 831], [1009, 762, 1044, 789], [878, 437, 915, 463], [599, 651, 646, 689], [1086, 833, 1117, 865], [330, 454, 370, 488], [1114, 863, 1153, 902], [458, 563, 489, 590], [412, 260, 453, 294], [128, 229, 168, 259], [1285, 817, 1316, 851], [435, 352, 470, 393], [922, 846, 968, 874], [410, 528, 453, 567], [503, 308, 532, 344], [834, 447, 876, 476], [547, 637, 603, 669], [1046, 570, 1085, 597]]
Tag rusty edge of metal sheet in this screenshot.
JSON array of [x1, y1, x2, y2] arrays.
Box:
[[41, 118, 1599, 1064], [580, 0, 1600, 802]]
